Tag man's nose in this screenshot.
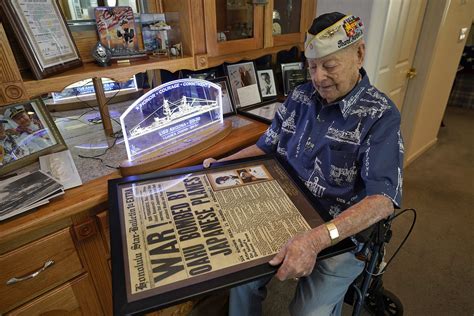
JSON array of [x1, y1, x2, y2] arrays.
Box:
[[312, 68, 328, 84]]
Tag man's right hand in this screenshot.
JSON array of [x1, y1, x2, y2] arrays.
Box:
[[203, 158, 217, 168]]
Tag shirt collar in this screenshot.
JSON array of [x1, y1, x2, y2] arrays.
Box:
[[312, 68, 370, 120]]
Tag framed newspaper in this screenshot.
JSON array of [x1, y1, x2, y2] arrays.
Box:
[[108, 155, 354, 315]]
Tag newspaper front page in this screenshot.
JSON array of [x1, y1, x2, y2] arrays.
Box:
[[120, 164, 311, 296]]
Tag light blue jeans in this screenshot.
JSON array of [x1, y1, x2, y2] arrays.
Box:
[[229, 251, 365, 316]]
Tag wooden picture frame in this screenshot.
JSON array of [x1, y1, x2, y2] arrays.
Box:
[[225, 61, 262, 109], [0, 0, 82, 79], [108, 155, 355, 315], [209, 77, 237, 116], [0, 98, 67, 176]]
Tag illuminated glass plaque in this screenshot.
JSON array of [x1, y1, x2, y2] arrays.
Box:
[[120, 79, 224, 161]]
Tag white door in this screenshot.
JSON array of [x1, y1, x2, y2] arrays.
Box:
[[370, 0, 427, 110]]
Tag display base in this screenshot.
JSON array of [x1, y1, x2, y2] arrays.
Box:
[[120, 120, 232, 176]]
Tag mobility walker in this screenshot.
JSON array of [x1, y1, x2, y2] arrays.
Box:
[[346, 208, 416, 316]]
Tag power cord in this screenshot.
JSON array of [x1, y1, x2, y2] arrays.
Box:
[[379, 208, 417, 274], [77, 130, 123, 169]]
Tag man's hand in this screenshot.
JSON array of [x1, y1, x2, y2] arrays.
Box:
[[203, 158, 217, 168], [269, 229, 325, 281]]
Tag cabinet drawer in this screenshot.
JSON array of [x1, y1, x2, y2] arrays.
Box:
[[0, 228, 83, 313], [6, 273, 102, 316]]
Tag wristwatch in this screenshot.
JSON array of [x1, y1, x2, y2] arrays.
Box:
[[325, 222, 340, 246]]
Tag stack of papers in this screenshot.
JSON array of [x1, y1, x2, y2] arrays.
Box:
[[0, 170, 64, 221]]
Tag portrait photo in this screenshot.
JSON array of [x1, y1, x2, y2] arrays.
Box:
[[257, 70, 277, 98], [210, 77, 236, 116], [208, 170, 242, 191], [0, 99, 66, 176], [226, 62, 261, 108], [236, 165, 272, 184]]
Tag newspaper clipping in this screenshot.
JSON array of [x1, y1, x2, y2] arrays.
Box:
[[120, 164, 311, 296]]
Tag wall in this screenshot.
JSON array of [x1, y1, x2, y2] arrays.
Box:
[[401, 0, 474, 165], [315, 0, 378, 78]]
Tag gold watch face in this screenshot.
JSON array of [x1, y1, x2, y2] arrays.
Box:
[[273, 22, 282, 35]]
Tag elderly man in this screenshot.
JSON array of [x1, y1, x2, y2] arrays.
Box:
[[204, 12, 403, 315]]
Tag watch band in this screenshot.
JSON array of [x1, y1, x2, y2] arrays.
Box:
[[325, 222, 340, 246]]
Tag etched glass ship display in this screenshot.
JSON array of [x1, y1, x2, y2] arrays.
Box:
[[120, 79, 225, 162]]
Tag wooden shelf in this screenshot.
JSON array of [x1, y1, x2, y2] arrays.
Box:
[[22, 55, 195, 97]]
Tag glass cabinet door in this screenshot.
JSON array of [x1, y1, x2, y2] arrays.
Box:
[[272, 0, 302, 36], [216, 0, 255, 42], [267, 0, 315, 48], [205, 0, 264, 57]]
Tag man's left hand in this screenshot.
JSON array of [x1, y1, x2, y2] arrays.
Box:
[[269, 230, 322, 281]]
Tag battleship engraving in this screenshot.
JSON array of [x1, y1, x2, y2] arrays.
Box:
[[129, 96, 218, 139]]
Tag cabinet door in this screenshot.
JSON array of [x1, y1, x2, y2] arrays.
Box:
[[204, 0, 264, 56], [264, 0, 316, 48]]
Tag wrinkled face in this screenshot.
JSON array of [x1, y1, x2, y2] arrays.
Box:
[[308, 42, 365, 103], [12, 112, 31, 128]]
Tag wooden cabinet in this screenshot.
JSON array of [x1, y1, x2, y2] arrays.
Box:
[[6, 274, 102, 316], [204, 0, 315, 57], [0, 228, 102, 314], [0, 116, 268, 316]]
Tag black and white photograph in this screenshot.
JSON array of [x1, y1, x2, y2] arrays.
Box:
[[225, 61, 262, 108], [0, 99, 67, 176], [257, 69, 277, 98], [210, 77, 236, 116], [0, 170, 63, 221], [281, 62, 304, 95]]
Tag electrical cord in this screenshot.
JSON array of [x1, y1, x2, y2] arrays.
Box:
[[379, 208, 417, 274], [77, 130, 122, 169]]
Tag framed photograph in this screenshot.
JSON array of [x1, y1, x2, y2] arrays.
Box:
[[281, 62, 304, 96], [0, 0, 82, 79], [140, 13, 170, 52], [209, 77, 236, 116], [225, 61, 262, 109], [240, 101, 282, 124], [257, 69, 278, 99], [108, 155, 355, 315], [95, 6, 139, 52], [0, 99, 67, 176]]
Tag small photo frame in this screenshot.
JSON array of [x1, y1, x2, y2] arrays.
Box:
[[0, 0, 82, 79], [0, 99, 67, 176], [209, 77, 237, 116], [225, 61, 262, 109], [140, 13, 170, 52], [257, 69, 277, 99], [281, 62, 304, 96], [95, 6, 139, 52]]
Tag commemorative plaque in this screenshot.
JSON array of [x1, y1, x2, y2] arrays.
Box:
[[109, 155, 355, 315], [119, 79, 232, 176]]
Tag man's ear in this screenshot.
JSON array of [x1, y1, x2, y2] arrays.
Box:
[[356, 41, 366, 69]]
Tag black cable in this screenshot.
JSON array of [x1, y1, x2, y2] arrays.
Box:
[[380, 208, 417, 274], [77, 130, 122, 169]]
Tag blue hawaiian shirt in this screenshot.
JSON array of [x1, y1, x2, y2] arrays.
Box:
[[256, 69, 403, 218]]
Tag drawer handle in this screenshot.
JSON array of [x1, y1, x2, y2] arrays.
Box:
[[6, 260, 55, 285]]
